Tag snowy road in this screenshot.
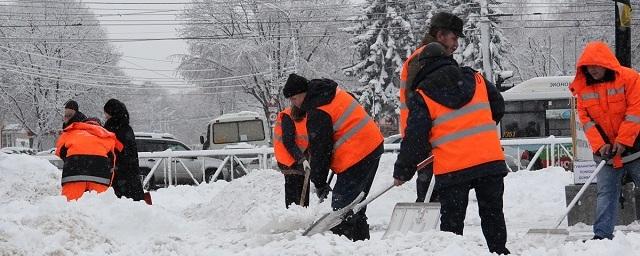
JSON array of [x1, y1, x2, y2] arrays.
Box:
[[2, 153, 640, 255]]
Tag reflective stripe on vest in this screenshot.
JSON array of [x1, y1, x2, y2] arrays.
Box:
[[317, 88, 383, 173], [583, 121, 596, 131], [432, 102, 491, 126], [61, 175, 111, 185], [625, 114, 640, 124], [273, 108, 308, 167], [581, 92, 599, 100], [608, 87, 624, 96], [420, 73, 504, 175], [431, 123, 498, 147]]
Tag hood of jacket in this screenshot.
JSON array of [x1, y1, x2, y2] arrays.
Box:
[[64, 122, 117, 139], [300, 78, 338, 111], [569, 41, 622, 94], [415, 58, 476, 109]]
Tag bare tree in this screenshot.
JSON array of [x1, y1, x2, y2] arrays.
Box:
[[0, 0, 123, 149], [178, 0, 352, 129]]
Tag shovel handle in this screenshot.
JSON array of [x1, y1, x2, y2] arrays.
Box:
[[424, 173, 436, 203], [300, 167, 311, 206], [554, 159, 606, 229], [353, 183, 395, 213], [417, 155, 434, 171]]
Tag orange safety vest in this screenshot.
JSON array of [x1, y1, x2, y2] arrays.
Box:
[[317, 88, 384, 173], [273, 108, 309, 167], [419, 73, 504, 175], [399, 46, 426, 137]]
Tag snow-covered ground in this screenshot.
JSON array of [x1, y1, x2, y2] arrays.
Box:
[[2, 152, 640, 255]]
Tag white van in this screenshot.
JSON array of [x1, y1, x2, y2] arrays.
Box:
[[200, 111, 269, 150]]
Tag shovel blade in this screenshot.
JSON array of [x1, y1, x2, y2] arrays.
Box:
[[382, 202, 441, 239], [303, 192, 366, 236], [526, 228, 570, 236]]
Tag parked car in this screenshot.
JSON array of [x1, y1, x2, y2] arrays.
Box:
[[0, 147, 37, 155], [35, 148, 64, 169], [135, 132, 227, 190]]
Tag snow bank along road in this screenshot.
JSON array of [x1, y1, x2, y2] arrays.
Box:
[[2, 153, 640, 255]]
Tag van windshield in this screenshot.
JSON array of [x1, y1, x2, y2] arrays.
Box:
[[213, 120, 265, 144]]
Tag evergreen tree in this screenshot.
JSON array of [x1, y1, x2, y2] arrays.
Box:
[[448, 1, 510, 76], [344, 0, 414, 125]]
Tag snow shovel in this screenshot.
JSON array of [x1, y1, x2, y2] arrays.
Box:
[[526, 159, 607, 237], [303, 182, 395, 237], [383, 156, 439, 238], [299, 165, 311, 206]]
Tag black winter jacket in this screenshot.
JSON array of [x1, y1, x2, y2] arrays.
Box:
[[393, 57, 508, 188], [104, 116, 144, 201]]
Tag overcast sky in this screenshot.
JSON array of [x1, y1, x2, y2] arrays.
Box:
[[84, 0, 189, 86]]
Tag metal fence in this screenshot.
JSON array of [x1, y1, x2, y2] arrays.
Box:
[[36, 136, 573, 189]]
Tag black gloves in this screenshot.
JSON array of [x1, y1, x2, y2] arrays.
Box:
[[315, 183, 331, 200]]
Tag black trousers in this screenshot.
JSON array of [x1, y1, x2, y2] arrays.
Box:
[[284, 173, 309, 208], [416, 167, 439, 203], [329, 144, 383, 241], [438, 174, 509, 255]]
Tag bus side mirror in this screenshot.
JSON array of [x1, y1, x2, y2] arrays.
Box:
[[199, 135, 205, 144], [496, 70, 514, 92]]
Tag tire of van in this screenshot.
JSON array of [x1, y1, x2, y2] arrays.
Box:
[[205, 168, 223, 183], [139, 168, 156, 190]]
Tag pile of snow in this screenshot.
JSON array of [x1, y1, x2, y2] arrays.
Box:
[[0, 152, 60, 203], [2, 153, 640, 255]]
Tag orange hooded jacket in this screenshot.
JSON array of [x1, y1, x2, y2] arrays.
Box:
[[569, 41, 640, 158], [56, 121, 123, 186]]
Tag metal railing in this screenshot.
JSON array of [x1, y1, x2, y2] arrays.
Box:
[[501, 136, 573, 171], [138, 147, 273, 189], [36, 137, 573, 190]]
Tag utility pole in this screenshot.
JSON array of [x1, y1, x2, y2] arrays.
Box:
[[479, 0, 494, 83], [614, 0, 632, 67]]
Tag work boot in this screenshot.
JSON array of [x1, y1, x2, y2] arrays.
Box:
[[489, 247, 510, 255]]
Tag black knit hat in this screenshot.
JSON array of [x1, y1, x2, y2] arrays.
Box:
[[430, 12, 465, 38], [64, 100, 78, 111], [282, 73, 309, 98]]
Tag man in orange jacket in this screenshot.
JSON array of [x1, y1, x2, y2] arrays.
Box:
[[393, 42, 509, 255], [288, 74, 384, 241], [399, 12, 464, 203], [56, 117, 122, 201], [275, 74, 311, 208], [569, 41, 640, 240]]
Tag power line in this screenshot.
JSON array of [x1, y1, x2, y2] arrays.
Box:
[[0, 66, 253, 90], [0, 44, 260, 72]]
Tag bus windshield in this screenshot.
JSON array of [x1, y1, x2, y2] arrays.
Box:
[[500, 99, 571, 139]]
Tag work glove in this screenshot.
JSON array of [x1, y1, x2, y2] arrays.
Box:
[[302, 159, 311, 172], [315, 183, 331, 201]]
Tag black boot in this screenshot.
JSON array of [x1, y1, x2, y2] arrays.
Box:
[[330, 211, 370, 241], [489, 247, 510, 255]]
